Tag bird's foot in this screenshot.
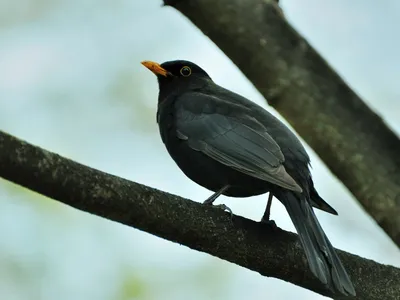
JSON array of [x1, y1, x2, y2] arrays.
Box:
[[260, 218, 277, 230], [203, 201, 233, 220], [213, 204, 233, 218]]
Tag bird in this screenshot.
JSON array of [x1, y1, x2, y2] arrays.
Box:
[[141, 59, 356, 296]]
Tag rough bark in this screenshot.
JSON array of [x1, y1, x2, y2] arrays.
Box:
[[0, 130, 399, 299], [163, 0, 400, 247]]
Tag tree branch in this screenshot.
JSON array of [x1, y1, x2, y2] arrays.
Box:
[[163, 0, 400, 247], [0, 130, 399, 299]]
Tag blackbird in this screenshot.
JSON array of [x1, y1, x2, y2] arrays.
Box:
[[141, 59, 356, 296]]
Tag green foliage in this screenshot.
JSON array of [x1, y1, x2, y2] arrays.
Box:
[[119, 273, 148, 300]]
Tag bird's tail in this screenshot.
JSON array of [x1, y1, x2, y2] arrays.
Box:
[[277, 191, 356, 296]]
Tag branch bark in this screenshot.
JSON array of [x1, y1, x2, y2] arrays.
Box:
[[0, 130, 399, 299], [163, 0, 400, 247]]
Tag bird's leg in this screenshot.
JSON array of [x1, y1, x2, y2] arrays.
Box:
[[262, 193, 273, 221], [203, 185, 233, 217], [203, 184, 230, 205], [261, 193, 277, 228]]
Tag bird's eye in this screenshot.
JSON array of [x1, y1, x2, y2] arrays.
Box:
[[180, 66, 191, 77]]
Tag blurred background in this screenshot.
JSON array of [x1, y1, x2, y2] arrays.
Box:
[[0, 0, 399, 299]]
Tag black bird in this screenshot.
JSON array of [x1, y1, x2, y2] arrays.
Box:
[[141, 59, 356, 296]]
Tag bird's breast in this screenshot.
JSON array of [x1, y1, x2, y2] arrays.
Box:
[[157, 97, 177, 145]]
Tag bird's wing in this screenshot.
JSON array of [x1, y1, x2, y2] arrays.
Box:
[[174, 93, 302, 193]]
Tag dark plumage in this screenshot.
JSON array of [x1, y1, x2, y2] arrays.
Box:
[[142, 59, 356, 296]]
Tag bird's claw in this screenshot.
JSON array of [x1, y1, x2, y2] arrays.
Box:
[[212, 204, 233, 220], [214, 203, 232, 214], [260, 218, 277, 229]]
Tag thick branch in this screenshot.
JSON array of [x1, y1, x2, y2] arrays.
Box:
[[0, 131, 399, 299], [163, 0, 400, 246]]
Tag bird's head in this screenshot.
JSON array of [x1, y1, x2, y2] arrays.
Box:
[[141, 60, 212, 98]]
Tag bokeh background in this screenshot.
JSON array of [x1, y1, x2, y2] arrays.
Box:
[[0, 1, 399, 299]]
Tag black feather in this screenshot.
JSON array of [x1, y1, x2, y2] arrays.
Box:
[[146, 59, 355, 296], [277, 191, 355, 295]]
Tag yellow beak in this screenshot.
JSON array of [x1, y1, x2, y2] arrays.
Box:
[[141, 61, 169, 77]]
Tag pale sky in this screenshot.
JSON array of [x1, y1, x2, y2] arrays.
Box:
[[0, 1, 399, 299]]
